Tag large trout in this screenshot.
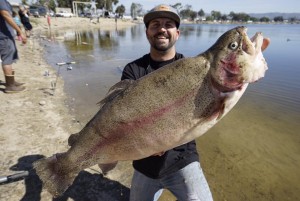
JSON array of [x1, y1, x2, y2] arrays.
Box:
[[34, 26, 270, 197]]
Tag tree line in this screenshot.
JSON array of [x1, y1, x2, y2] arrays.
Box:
[[21, 1, 298, 23], [171, 4, 298, 23]]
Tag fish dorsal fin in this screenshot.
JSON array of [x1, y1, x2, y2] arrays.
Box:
[[97, 79, 135, 107]]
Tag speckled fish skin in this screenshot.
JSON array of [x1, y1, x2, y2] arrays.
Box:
[[33, 26, 269, 197]]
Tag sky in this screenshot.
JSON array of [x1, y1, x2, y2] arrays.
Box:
[[10, 0, 300, 14]]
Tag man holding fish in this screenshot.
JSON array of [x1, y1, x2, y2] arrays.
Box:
[[122, 4, 214, 201]]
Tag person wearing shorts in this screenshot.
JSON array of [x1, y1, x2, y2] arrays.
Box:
[[0, 0, 27, 93]]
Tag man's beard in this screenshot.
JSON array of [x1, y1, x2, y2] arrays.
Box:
[[152, 40, 176, 51]]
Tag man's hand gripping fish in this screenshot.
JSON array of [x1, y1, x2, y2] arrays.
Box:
[[33, 26, 270, 197]]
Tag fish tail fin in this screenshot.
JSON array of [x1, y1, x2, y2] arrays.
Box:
[[33, 153, 76, 197]]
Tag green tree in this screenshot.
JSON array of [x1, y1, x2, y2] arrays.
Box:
[[56, 0, 72, 8], [170, 3, 182, 13], [115, 4, 125, 16], [35, 0, 46, 6], [48, 0, 56, 12], [211, 10, 221, 20], [229, 11, 235, 19], [260, 17, 270, 22], [289, 17, 296, 23], [96, 0, 119, 11], [205, 16, 213, 21], [179, 4, 193, 19], [221, 14, 227, 21], [130, 3, 142, 18], [198, 9, 205, 17], [230, 12, 250, 22], [250, 17, 258, 22], [21, 0, 28, 5], [274, 16, 284, 22], [190, 10, 197, 20]]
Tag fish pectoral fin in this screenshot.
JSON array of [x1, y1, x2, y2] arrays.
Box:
[[97, 79, 135, 106], [98, 162, 118, 175]]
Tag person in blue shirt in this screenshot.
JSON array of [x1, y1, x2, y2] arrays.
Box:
[[12, 10, 22, 40]]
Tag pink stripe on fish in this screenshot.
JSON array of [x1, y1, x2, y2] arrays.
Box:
[[76, 88, 198, 163]]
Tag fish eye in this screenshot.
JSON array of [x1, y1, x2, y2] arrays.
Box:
[[229, 41, 239, 50]]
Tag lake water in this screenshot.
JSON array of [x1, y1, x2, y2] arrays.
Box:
[[43, 23, 300, 201]]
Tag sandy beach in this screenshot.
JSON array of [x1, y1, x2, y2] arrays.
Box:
[[0, 17, 136, 201]]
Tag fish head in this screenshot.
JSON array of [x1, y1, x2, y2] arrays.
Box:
[[208, 26, 269, 92]]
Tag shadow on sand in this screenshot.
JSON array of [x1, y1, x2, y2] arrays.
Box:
[[5, 155, 130, 201]]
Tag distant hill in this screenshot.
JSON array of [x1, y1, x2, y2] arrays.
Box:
[[248, 12, 300, 20]]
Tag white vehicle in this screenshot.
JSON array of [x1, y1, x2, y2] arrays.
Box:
[[56, 11, 73, 17]]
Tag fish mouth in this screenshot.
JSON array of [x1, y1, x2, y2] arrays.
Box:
[[238, 27, 269, 83], [240, 27, 265, 55]]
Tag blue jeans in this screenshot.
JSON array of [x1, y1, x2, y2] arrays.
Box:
[[130, 161, 213, 201]]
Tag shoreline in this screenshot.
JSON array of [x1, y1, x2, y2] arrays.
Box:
[[31, 16, 138, 32]]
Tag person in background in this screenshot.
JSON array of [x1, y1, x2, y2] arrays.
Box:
[[121, 4, 214, 201], [18, 5, 32, 37], [12, 10, 22, 41], [115, 13, 118, 25], [0, 0, 27, 93]]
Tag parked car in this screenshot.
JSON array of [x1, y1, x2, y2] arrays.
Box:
[[84, 12, 92, 18], [29, 8, 40, 17], [56, 11, 73, 17], [104, 11, 114, 18], [122, 15, 132, 20], [49, 10, 55, 17], [29, 6, 47, 17]]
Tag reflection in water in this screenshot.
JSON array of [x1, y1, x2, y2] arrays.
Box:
[[58, 29, 123, 53], [196, 26, 203, 37], [180, 25, 196, 38], [42, 24, 300, 201], [98, 30, 119, 50], [130, 24, 145, 40], [116, 29, 126, 37]]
